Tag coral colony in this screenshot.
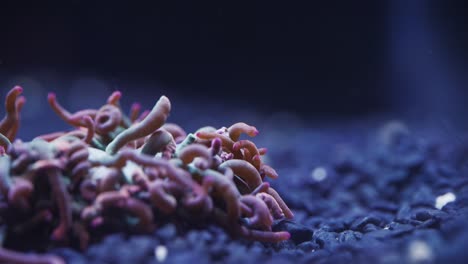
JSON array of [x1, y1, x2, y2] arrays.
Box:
[[0, 86, 293, 263]]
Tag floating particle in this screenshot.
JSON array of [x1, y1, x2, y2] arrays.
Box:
[[408, 240, 433, 263], [311, 167, 327, 182], [155, 245, 168, 263], [435, 192, 456, 210]]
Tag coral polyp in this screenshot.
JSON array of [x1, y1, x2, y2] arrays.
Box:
[[0, 86, 292, 263]]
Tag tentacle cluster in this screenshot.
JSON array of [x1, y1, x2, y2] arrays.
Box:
[[0, 87, 293, 263]]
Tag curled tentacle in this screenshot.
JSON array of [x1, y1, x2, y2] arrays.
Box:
[[129, 102, 141, 123], [148, 179, 178, 214], [162, 123, 187, 143], [8, 177, 33, 210], [6, 94, 26, 141], [267, 187, 293, 219], [260, 164, 279, 179], [48, 92, 97, 127], [0, 86, 23, 141], [81, 191, 128, 223], [81, 115, 95, 144], [178, 143, 212, 169], [233, 140, 260, 160], [106, 96, 171, 154], [95, 190, 128, 209], [141, 129, 176, 159], [258, 148, 267, 155], [209, 138, 222, 156], [195, 131, 235, 150], [219, 159, 262, 190], [65, 140, 91, 185], [240, 195, 273, 231], [83, 189, 154, 232], [183, 175, 214, 213], [94, 105, 122, 135], [256, 192, 285, 219], [203, 169, 241, 221], [106, 90, 122, 106], [8, 140, 54, 175], [251, 155, 262, 170], [108, 91, 133, 127], [228, 122, 259, 141], [233, 140, 262, 169], [123, 197, 155, 233]]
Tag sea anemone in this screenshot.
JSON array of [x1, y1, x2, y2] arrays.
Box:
[[0, 86, 292, 263]]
